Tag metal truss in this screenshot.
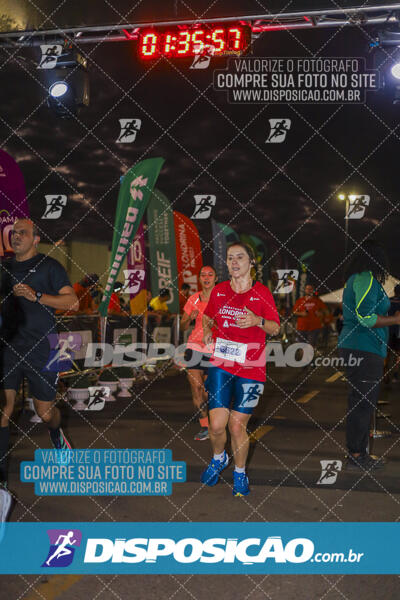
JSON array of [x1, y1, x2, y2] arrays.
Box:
[[0, 4, 399, 47]]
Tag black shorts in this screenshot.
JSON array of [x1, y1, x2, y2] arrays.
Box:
[[183, 348, 211, 371], [1, 349, 58, 402]]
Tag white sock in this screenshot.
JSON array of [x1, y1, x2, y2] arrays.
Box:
[[234, 466, 246, 474], [214, 451, 226, 462]]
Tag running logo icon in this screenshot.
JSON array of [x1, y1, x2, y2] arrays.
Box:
[[44, 333, 82, 372], [317, 460, 342, 485], [42, 529, 82, 567], [191, 195, 216, 219], [86, 387, 109, 411], [266, 119, 291, 143], [190, 45, 215, 69], [38, 44, 62, 69], [123, 269, 146, 294], [239, 383, 264, 408], [42, 195, 67, 220], [274, 269, 299, 294], [117, 119, 142, 143], [345, 195, 370, 219]]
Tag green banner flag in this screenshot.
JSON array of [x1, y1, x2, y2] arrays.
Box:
[[146, 188, 180, 313], [99, 157, 164, 316]]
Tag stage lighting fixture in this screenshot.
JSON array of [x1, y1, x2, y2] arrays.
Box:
[[43, 49, 89, 118], [391, 62, 400, 80], [371, 29, 400, 105]]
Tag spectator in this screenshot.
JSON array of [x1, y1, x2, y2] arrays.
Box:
[[149, 288, 172, 317], [292, 284, 328, 359], [148, 288, 173, 326], [338, 239, 399, 470], [72, 273, 99, 314], [108, 281, 126, 315]]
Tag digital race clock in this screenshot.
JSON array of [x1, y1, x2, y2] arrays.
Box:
[[138, 25, 250, 59]]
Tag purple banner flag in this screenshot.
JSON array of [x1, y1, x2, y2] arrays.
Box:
[[0, 149, 29, 256], [126, 221, 148, 315]]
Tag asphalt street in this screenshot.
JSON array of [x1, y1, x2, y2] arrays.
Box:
[[2, 352, 400, 599]]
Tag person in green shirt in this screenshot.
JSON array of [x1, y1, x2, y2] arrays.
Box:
[[338, 239, 400, 470]]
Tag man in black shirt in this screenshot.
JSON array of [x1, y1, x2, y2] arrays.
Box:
[[0, 219, 78, 493]]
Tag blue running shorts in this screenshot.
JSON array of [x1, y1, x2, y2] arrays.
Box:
[[205, 366, 264, 414]]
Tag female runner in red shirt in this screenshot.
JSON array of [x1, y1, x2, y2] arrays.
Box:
[[202, 243, 280, 496]]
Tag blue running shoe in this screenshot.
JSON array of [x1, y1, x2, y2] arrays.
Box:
[[49, 427, 72, 451], [233, 471, 250, 497], [201, 452, 229, 486]]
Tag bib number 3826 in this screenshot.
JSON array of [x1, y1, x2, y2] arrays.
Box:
[[213, 337, 247, 364]]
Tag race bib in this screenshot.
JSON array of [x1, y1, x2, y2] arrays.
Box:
[[213, 337, 248, 364]]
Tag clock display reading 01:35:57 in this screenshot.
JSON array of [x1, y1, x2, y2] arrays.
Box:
[[138, 25, 251, 59]]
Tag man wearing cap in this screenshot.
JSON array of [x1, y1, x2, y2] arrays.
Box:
[[148, 288, 172, 318]]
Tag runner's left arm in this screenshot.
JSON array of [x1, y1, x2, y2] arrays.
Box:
[[181, 296, 197, 331], [236, 306, 280, 336], [40, 285, 79, 311], [13, 283, 79, 311]]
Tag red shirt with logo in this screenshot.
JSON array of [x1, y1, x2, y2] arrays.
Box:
[[204, 280, 280, 382], [293, 295, 326, 331]]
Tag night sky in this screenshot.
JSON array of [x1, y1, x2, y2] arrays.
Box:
[[0, 1, 399, 293]]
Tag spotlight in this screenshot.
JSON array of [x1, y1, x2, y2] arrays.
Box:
[[47, 79, 77, 118], [49, 81, 69, 98], [41, 49, 90, 118], [370, 30, 400, 105], [391, 62, 400, 80]]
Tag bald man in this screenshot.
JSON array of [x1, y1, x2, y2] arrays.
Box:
[[0, 219, 78, 497]]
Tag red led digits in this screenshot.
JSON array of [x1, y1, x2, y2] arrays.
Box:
[[177, 30, 191, 55], [228, 28, 242, 50], [139, 25, 247, 59], [211, 28, 225, 53], [191, 30, 205, 54], [164, 33, 174, 54], [140, 32, 158, 58]]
